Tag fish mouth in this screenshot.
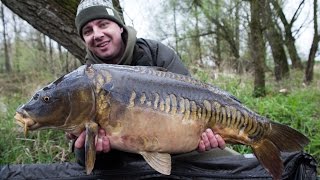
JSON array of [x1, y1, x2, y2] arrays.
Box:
[[14, 110, 37, 136]]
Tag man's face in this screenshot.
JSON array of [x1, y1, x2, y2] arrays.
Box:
[[82, 19, 124, 62]]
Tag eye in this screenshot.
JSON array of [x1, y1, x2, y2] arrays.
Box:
[[82, 28, 93, 37], [99, 21, 109, 28], [42, 96, 50, 103]]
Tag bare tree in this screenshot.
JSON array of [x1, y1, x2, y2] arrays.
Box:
[[250, 0, 266, 97], [214, 0, 222, 70], [304, 0, 319, 84], [234, 0, 242, 73], [49, 38, 54, 74], [271, 0, 304, 70], [1, 2, 12, 73], [192, 0, 202, 62], [262, 0, 289, 81], [1, 0, 85, 62], [12, 12, 21, 72], [197, 1, 241, 70], [172, 0, 180, 57]]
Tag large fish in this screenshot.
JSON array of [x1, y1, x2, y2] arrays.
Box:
[[14, 64, 309, 180]]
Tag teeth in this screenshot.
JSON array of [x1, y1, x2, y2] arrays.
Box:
[[97, 41, 109, 47]]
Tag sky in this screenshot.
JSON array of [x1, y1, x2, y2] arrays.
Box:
[[120, 0, 318, 60], [121, 0, 160, 39]]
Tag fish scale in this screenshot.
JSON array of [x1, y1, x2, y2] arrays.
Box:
[[14, 64, 309, 180]]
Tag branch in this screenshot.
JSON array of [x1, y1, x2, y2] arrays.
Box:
[[289, 0, 305, 27]]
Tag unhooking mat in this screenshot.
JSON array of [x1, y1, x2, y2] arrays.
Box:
[[0, 151, 317, 180]]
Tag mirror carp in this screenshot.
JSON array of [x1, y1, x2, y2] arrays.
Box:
[[14, 64, 309, 180]]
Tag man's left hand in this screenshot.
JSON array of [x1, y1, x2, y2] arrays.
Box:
[[197, 128, 225, 152]]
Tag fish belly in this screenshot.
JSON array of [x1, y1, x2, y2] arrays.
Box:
[[101, 105, 204, 154]]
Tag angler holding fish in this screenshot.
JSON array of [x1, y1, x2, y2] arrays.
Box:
[[68, 0, 230, 164], [13, 0, 309, 180], [72, 0, 227, 173], [15, 64, 309, 180]]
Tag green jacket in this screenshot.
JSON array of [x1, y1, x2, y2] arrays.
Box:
[[84, 26, 190, 76]]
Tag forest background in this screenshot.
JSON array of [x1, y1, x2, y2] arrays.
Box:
[[0, 0, 319, 175]]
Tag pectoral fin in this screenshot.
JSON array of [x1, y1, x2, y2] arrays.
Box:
[[140, 151, 171, 175], [85, 122, 98, 174]]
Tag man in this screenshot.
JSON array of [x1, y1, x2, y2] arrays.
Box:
[[70, 0, 233, 168]]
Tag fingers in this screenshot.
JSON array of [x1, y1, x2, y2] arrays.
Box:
[[206, 129, 218, 149], [95, 128, 111, 153], [201, 130, 212, 150], [215, 134, 226, 149], [74, 131, 86, 149], [74, 128, 111, 153], [198, 140, 206, 152], [198, 129, 226, 152]]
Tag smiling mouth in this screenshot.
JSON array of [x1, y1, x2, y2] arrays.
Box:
[[96, 41, 110, 47], [14, 111, 36, 137]]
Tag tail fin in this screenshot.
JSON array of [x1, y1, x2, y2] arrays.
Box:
[[251, 122, 309, 180], [268, 122, 309, 151]]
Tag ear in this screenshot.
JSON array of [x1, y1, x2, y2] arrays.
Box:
[[120, 27, 124, 33]]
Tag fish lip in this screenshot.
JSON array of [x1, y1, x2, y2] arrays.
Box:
[[14, 111, 38, 135]]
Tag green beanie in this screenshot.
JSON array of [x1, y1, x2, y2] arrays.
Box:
[[75, 0, 124, 40]]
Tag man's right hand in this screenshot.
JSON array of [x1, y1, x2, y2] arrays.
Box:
[[66, 128, 111, 153]]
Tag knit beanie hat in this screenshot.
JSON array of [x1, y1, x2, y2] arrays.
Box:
[[75, 0, 124, 39]]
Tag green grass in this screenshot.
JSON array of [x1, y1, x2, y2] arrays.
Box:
[[0, 73, 74, 165], [0, 66, 319, 174], [194, 67, 320, 172]]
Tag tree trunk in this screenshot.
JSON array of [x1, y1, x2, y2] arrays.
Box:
[[65, 52, 69, 73], [194, 3, 202, 63], [250, 0, 266, 97], [262, 0, 289, 81], [58, 44, 64, 71], [35, 31, 46, 71], [49, 38, 54, 74], [1, 3, 12, 73], [1, 0, 86, 63], [304, 0, 319, 84], [12, 12, 21, 72], [173, 1, 180, 57], [214, 0, 222, 71], [235, 0, 242, 74], [271, 0, 304, 70]]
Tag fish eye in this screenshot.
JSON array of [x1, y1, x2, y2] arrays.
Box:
[[42, 96, 50, 103]]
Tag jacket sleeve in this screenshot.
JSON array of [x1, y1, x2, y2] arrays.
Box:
[[137, 39, 190, 76]]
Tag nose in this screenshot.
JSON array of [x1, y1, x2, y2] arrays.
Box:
[[93, 28, 104, 41]]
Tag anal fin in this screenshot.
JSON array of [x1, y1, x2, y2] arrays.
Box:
[[140, 151, 171, 175]]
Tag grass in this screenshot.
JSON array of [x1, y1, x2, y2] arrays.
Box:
[[194, 65, 320, 172], [0, 72, 74, 165], [0, 65, 319, 174]]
